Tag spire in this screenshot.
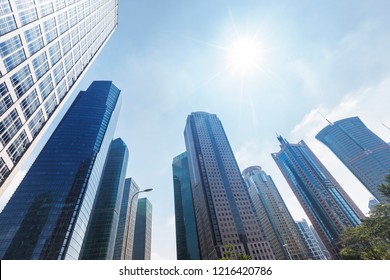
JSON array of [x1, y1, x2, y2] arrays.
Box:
[[317, 110, 333, 125], [382, 123, 390, 132], [277, 135, 288, 146]]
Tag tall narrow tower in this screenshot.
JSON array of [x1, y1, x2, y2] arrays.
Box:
[[316, 116, 390, 203], [184, 112, 274, 260], [132, 198, 152, 260], [242, 166, 309, 260], [0, 81, 121, 259], [272, 136, 365, 259], [0, 0, 119, 192]]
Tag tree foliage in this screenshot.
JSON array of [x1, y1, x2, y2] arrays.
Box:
[[219, 244, 252, 260], [340, 171, 390, 259]]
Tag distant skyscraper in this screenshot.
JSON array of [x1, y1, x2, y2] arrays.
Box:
[[173, 152, 200, 260], [0, 81, 121, 259], [272, 136, 365, 259], [316, 117, 390, 203], [0, 0, 118, 192], [368, 197, 379, 211], [184, 112, 274, 260], [242, 166, 309, 260], [132, 197, 152, 260], [295, 219, 327, 260], [80, 138, 129, 260], [113, 178, 140, 260]]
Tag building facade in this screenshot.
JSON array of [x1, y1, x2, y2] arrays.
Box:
[[272, 136, 365, 259], [132, 197, 152, 260], [173, 152, 201, 260], [316, 116, 390, 203], [80, 138, 129, 260], [295, 219, 327, 260], [184, 112, 274, 260], [0, 0, 118, 192], [0, 81, 121, 259], [113, 178, 140, 260], [242, 166, 309, 260]]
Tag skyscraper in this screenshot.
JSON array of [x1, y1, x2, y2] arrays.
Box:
[[0, 81, 121, 259], [0, 0, 118, 192], [295, 219, 327, 260], [272, 136, 365, 259], [316, 116, 390, 203], [80, 138, 129, 260], [242, 166, 309, 260], [184, 112, 274, 260], [132, 197, 152, 260], [113, 178, 140, 260], [173, 152, 200, 260]]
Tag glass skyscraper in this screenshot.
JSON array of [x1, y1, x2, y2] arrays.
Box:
[[272, 136, 365, 259], [242, 166, 309, 260], [0, 0, 118, 192], [132, 197, 152, 260], [316, 116, 390, 203], [0, 81, 121, 259], [80, 138, 129, 260], [172, 152, 200, 260], [113, 177, 140, 260], [295, 219, 327, 260], [184, 112, 274, 260]]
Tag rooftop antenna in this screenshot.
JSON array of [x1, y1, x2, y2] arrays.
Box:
[[317, 110, 333, 125], [383, 123, 390, 131]]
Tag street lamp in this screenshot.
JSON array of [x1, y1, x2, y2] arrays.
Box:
[[123, 188, 153, 259], [283, 243, 292, 260]]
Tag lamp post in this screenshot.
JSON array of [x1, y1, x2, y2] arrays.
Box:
[[283, 243, 292, 260], [123, 188, 153, 259]]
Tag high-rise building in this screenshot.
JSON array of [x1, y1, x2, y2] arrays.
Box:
[[0, 0, 118, 192], [184, 112, 274, 260], [0, 81, 121, 259], [172, 152, 200, 260], [113, 178, 140, 260], [272, 136, 365, 259], [295, 219, 327, 260], [80, 138, 129, 260], [368, 197, 379, 211], [242, 166, 309, 260], [316, 117, 390, 203], [132, 197, 152, 260]]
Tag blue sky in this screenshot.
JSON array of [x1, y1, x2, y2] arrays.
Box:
[[3, 0, 390, 260], [81, 0, 390, 260]]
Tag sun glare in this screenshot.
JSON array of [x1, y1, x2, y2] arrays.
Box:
[[227, 36, 263, 77]]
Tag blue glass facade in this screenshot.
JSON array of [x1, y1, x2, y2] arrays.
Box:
[[272, 136, 365, 259], [0, 81, 121, 259], [80, 138, 129, 259], [172, 152, 201, 260], [316, 117, 390, 203], [132, 197, 152, 260], [295, 219, 327, 260], [243, 166, 309, 260]]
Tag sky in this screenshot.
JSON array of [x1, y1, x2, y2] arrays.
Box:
[[3, 0, 390, 260]]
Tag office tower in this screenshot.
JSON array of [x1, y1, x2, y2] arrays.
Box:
[[113, 178, 140, 260], [309, 224, 332, 260], [0, 81, 121, 259], [296, 219, 327, 260], [242, 166, 309, 260], [316, 117, 390, 203], [0, 0, 119, 192], [184, 112, 274, 260], [272, 136, 365, 259], [132, 198, 152, 260], [368, 197, 379, 211], [80, 138, 129, 260], [173, 152, 201, 260]]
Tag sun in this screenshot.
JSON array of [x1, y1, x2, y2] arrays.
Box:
[[227, 36, 263, 77]]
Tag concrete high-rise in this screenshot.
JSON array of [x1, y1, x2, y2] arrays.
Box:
[[272, 136, 365, 259], [80, 138, 129, 260], [132, 197, 152, 260], [295, 219, 327, 260], [173, 152, 201, 260], [184, 112, 274, 260], [316, 117, 390, 203], [0, 0, 118, 192], [0, 81, 121, 259], [242, 166, 309, 260], [113, 178, 140, 260]]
